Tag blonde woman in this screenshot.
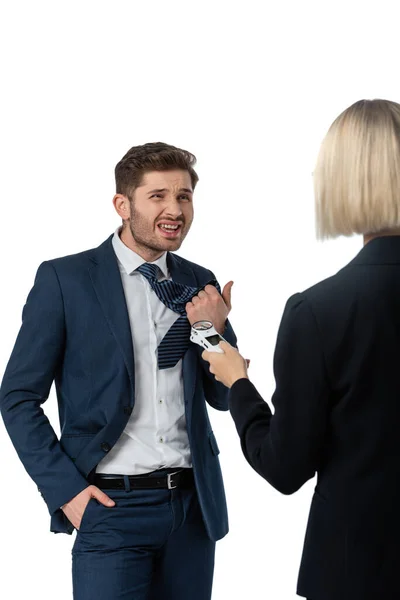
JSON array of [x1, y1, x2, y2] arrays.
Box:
[[199, 99, 400, 600]]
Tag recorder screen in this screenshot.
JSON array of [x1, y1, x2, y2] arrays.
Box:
[[205, 334, 222, 346]]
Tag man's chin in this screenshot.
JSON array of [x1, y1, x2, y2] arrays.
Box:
[[161, 239, 183, 252], [146, 237, 183, 253], [155, 231, 185, 251]]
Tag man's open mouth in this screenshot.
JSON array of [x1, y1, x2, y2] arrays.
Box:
[[157, 222, 183, 237], [158, 223, 180, 231]]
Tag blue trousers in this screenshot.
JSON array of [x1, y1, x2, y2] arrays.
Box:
[[72, 476, 215, 600]]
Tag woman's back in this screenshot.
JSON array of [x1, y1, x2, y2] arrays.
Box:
[[203, 99, 400, 599], [298, 235, 400, 599]]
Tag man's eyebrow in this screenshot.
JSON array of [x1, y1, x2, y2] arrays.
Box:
[[147, 188, 193, 195], [147, 188, 167, 194]]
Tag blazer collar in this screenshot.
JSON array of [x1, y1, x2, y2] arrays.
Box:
[[348, 236, 400, 267], [89, 236, 197, 285], [112, 229, 169, 279]]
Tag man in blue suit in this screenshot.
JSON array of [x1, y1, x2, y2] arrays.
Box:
[[0, 142, 236, 599]]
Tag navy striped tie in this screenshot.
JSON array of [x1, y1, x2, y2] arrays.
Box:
[[137, 263, 219, 369]]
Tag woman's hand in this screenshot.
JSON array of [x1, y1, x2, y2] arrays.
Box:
[[202, 341, 249, 388]]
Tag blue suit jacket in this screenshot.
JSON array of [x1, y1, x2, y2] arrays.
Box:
[[0, 235, 237, 541]]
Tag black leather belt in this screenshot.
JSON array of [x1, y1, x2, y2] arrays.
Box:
[[93, 469, 194, 490]]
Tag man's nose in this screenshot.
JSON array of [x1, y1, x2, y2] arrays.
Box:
[[164, 198, 183, 218]]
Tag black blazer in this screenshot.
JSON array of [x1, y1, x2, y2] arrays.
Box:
[[229, 236, 400, 600]]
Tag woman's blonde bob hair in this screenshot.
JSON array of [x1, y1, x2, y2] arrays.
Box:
[[314, 99, 400, 239]]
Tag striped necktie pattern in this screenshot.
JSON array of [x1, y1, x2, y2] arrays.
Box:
[[136, 262, 220, 369]]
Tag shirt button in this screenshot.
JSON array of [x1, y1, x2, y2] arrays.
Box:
[[123, 406, 133, 415], [101, 442, 111, 452], [159, 437, 164, 443], [159, 399, 163, 404]]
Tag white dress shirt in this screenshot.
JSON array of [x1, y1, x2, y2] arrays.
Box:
[[96, 229, 192, 474]]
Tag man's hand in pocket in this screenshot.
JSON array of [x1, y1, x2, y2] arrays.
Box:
[[61, 485, 115, 529]]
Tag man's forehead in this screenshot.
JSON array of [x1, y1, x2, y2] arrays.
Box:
[[139, 169, 192, 189]]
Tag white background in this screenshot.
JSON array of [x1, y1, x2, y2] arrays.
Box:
[[0, 1, 397, 598]]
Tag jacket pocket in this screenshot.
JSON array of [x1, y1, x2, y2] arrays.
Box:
[[209, 431, 220, 456]]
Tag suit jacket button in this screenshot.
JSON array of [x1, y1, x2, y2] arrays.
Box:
[[123, 406, 133, 415], [101, 442, 111, 452]]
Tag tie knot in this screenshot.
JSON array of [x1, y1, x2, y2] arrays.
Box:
[[137, 263, 161, 281]]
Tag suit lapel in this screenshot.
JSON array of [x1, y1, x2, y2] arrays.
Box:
[[88, 235, 135, 395], [167, 252, 198, 286]]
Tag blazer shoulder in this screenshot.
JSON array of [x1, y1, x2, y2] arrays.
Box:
[[46, 249, 93, 275], [301, 258, 372, 305], [301, 272, 343, 303], [292, 267, 363, 331], [273, 274, 346, 330], [45, 238, 109, 275]]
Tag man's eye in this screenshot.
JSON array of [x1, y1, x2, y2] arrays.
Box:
[[178, 194, 191, 201], [150, 194, 163, 199]]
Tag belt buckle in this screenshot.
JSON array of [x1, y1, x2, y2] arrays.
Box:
[[167, 471, 179, 490]]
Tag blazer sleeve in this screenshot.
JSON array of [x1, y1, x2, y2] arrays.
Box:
[[228, 293, 330, 494], [0, 262, 89, 514]]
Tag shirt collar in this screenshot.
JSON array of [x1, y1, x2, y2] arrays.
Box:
[[112, 228, 169, 278]]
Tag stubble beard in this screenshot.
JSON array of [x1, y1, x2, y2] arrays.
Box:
[[127, 203, 191, 254]]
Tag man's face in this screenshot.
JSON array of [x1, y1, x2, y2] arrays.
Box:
[[126, 170, 194, 254]]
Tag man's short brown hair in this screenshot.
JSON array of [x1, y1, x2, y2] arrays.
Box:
[[115, 142, 199, 197]]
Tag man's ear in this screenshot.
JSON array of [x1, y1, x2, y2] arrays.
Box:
[[113, 194, 131, 220]]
